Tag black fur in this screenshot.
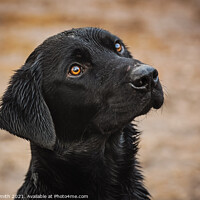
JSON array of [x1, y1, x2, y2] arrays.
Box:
[[0, 27, 164, 200]]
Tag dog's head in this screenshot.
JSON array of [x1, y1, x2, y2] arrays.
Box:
[[0, 27, 164, 149]]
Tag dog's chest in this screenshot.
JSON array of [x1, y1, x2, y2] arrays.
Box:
[[67, 135, 135, 199]]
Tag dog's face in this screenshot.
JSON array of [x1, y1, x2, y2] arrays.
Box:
[[0, 27, 164, 148], [41, 28, 164, 134]]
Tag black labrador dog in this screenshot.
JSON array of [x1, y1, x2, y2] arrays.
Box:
[[0, 27, 164, 200]]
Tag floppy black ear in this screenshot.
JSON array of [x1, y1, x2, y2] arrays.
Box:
[[0, 54, 56, 149]]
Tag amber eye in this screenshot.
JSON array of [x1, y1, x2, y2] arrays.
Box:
[[115, 42, 122, 52], [69, 65, 82, 76]]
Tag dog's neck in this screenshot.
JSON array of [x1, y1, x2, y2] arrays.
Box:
[[21, 125, 150, 199]]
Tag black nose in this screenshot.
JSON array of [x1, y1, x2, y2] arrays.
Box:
[[130, 65, 159, 90]]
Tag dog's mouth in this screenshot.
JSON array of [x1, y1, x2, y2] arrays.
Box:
[[135, 87, 164, 118], [92, 87, 164, 134]]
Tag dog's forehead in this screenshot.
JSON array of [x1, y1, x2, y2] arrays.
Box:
[[65, 28, 118, 43]]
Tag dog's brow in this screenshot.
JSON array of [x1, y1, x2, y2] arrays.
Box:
[[70, 47, 91, 63]]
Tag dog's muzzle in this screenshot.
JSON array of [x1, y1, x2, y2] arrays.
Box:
[[129, 64, 164, 109]]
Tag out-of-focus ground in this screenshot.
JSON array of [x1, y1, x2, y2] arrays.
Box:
[[0, 0, 199, 199]]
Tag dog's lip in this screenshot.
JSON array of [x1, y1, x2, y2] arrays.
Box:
[[152, 95, 164, 109], [152, 88, 164, 109]]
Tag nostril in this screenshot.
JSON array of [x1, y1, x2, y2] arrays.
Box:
[[153, 69, 158, 79], [152, 69, 159, 85], [132, 75, 149, 89]]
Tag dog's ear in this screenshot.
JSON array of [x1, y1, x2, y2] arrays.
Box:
[[0, 53, 56, 149]]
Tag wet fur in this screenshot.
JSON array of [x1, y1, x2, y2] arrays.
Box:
[[0, 28, 156, 200]]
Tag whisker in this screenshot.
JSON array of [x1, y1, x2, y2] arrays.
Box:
[[160, 80, 169, 97]]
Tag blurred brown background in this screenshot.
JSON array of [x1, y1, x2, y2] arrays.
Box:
[[0, 0, 200, 199]]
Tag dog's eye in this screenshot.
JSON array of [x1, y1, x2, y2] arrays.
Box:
[[69, 65, 82, 76], [115, 42, 123, 53]]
